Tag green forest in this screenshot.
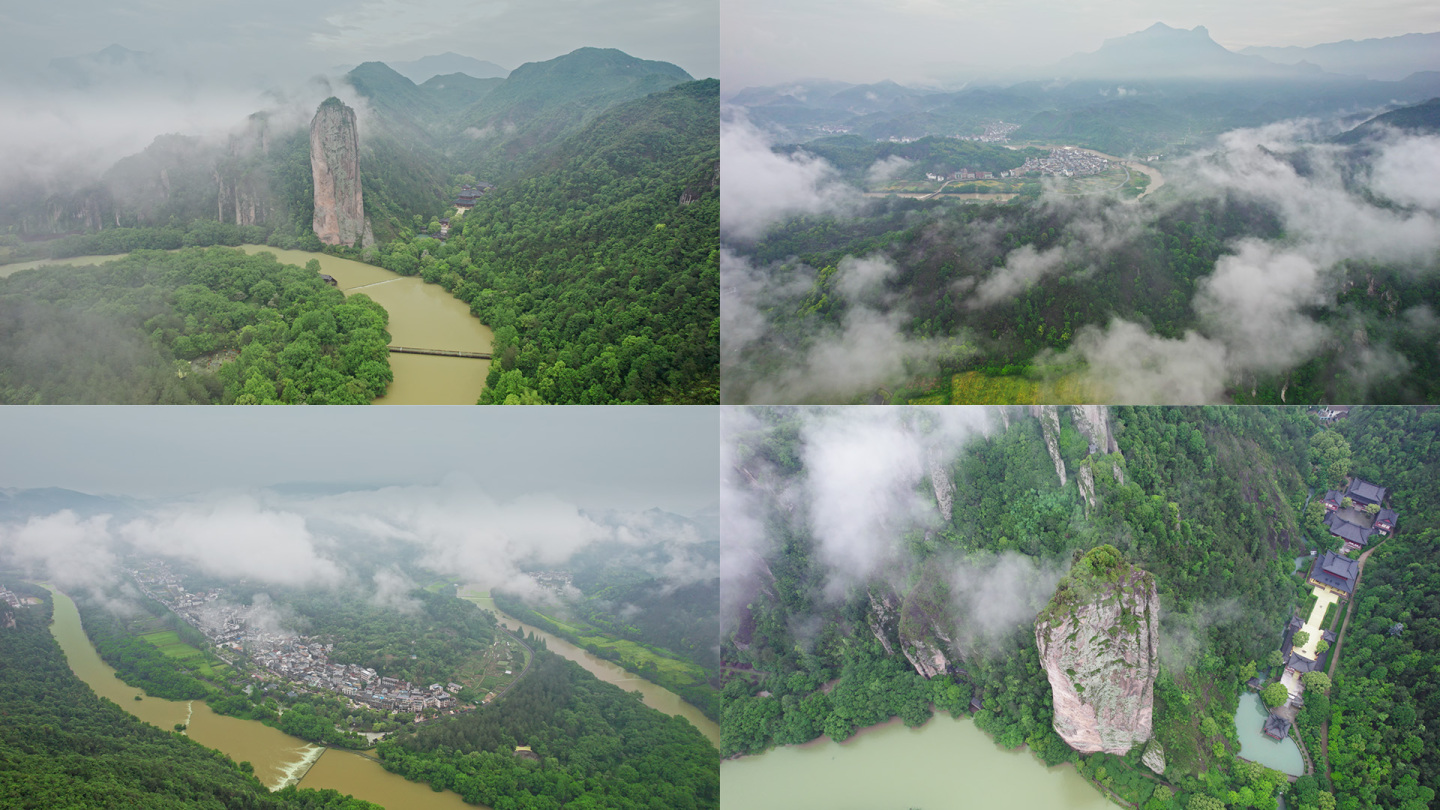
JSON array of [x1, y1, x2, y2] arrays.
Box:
[[722, 406, 1440, 810], [0, 583, 381, 810], [378, 651, 719, 810], [493, 586, 719, 722], [0, 247, 392, 404], [729, 176, 1440, 405], [365, 79, 720, 403]]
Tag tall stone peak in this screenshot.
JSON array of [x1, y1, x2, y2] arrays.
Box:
[[1035, 545, 1159, 754], [310, 97, 369, 247]]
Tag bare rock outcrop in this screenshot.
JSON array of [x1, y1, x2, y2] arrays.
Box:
[[1077, 465, 1098, 514], [1035, 545, 1159, 755], [1071, 405, 1119, 456], [1037, 405, 1067, 487], [310, 97, 367, 247], [869, 570, 955, 679], [928, 447, 955, 522], [1141, 738, 1166, 774]]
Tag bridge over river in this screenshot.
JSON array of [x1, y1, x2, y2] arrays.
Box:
[[388, 346, 493, 359]]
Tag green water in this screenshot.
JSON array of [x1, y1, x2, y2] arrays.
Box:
[[720, 716, 1117, 810], [1234, 693, 1305, 777]]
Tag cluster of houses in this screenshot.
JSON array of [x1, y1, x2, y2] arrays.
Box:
[[0, 584, 22, 630], [1253, 478, 1396, 742], [130, 561, 477, 723], [926, 168, 1013, 182], [251, 638, 463, 717], [1015, 147, 1110, 178], [131, 563, 245, 644], [1321, 478, 1397, 551], [529, 571, 574, 593]]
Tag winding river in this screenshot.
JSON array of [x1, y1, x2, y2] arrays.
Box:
[[720, 715, 1118, 810], [45, 584, 717, 807], [0, 246, 493, 404], [459, 589, 721, 748]]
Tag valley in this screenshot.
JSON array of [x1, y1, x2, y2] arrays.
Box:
[[1, 47, 719, 404], [722, 23, 1440, 406]]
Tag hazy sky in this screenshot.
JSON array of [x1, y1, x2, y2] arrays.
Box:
[[0, 0, 717, 86], [0, 407, 718, 515], [722, 0, 1440, 89]]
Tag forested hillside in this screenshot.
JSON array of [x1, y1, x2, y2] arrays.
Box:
[[371, 79, 719, 403], [728, 180, 1439, 404], [0, 247, 392, 404], [379, 651, 719, 809], [723, 406, 1436, 809], [0, 583, 380, 810], [1323, 408, 1440, 810]]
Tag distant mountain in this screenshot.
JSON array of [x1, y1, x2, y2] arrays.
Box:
[[451, 47, 694, 178], [0, 487, 138, 521], [1242, 32, 1440, 82], [1335, 97, 1440, 144], [387, 52, 509, 83], [1049, 23, 1312, 80], [45, 44, 167, 91], [419, 73, 504, 110]]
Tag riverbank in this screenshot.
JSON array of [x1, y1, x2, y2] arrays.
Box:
[[460, 589, 720, 747]]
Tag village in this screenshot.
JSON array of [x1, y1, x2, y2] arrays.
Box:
[[0, 583, 30, 629], [126, 561, 505, 723], [1014, 146, 1111, 177]]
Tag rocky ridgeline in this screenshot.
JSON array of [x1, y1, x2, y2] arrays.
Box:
[[310, 97, 372, 247], [1035, 545, 1159, 755]]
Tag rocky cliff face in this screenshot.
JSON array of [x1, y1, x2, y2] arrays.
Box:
[[869, 570, 956, 679], [310, 97, 367, 247], [1035, 545, 1159, 754], [1071, 405, 1120, 456], [1036, 405, 1068, 487]]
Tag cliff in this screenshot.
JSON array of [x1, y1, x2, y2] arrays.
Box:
[[310, 97, 368, 247], [869, 565, 956, 679], [1035, 545, 1159, 754]]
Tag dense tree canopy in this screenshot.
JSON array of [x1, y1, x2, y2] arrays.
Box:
[[0, 247, 392, 403]]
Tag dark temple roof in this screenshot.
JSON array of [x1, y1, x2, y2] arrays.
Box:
[[1310, 550, 1359, 595], [1346, 479, 1386, 505]]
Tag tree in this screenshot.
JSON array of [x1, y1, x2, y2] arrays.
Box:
[[1261, 681, 1290, 708], [1364, 503, 1380, 516], [1292, 630, 1310, 649], [1300, 671, 1331, 694], [1188, 795, 1226, 810], [1267, 649, 1286, 668], [1314, 639, 1329, 655]]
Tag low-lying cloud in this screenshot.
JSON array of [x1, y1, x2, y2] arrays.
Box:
[[720, 110, 861, 242], [722, 250, 965, 403]]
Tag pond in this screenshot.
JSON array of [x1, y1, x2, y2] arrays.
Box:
[[1234, 692, 1305, 777]]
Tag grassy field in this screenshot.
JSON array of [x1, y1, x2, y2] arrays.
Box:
[[922, 370, 1098, 404], [137, 629, 228, 678], [530, 610, 707, 688]]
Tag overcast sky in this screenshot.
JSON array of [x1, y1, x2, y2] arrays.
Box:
[[722, 0, 1440, 89], [0, 0, 716, 86], [0, 407, 718, 515]]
